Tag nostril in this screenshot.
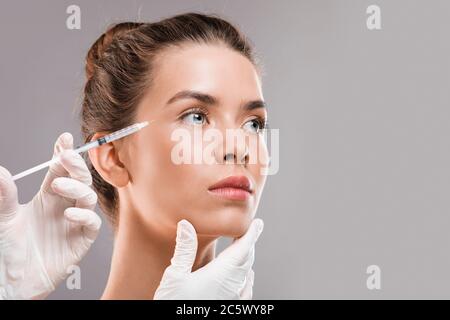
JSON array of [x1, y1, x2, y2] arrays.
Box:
[[243, 153, 249, 164], [223, 153, 235, 163]]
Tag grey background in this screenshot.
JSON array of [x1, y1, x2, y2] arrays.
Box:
[[1, 0, 449, 299]]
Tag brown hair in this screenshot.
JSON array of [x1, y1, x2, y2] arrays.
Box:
[[81, 12, 259, 225]]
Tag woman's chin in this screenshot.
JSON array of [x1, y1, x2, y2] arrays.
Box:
[[193, 207, 255, 238]]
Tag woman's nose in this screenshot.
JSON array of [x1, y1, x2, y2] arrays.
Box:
[[213, 129, 250, 165]]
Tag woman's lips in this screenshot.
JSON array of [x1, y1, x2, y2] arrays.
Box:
[[208, 175, 253, 201]]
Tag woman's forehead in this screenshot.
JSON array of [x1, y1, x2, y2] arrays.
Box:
[[153, 43, 262, 99]]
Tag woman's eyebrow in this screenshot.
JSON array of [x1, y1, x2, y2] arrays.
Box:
[[166, 90, 217, 105], [166, 90, 266, 110], [243, 100, 266, 111]]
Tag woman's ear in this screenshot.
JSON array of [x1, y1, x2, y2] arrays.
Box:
[[88, 133, 130, 188]]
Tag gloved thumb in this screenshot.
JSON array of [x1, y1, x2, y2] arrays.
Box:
[[0, 165, 19, 223], [218, 218, 264, 264], [168, 219, 198, 274]]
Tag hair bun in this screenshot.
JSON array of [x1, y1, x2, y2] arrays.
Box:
[[85, 22, 143, 81]]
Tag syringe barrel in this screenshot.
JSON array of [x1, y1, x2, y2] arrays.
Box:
[[73, 140, 100, 154], [104, 124, 140, 144]]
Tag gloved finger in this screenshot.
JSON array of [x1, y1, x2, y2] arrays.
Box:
[[64, 207, 102, 242], [0, 166, 19, 223], [220, 246, 255, 297], [231, 245, 255, 281], [41, 132, 74, 193], [51, 177, 97, 210], [240, 269, 254, 300], [243, 245, 256, 270], [58, 150, 92, 186], [167, 219, 198, 275], [218, 218, 263, 265]]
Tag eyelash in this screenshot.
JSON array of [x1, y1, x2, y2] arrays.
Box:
[[178, 106, 210, 124], [178, 106, 268, 131], [250, 117, 268, 130]]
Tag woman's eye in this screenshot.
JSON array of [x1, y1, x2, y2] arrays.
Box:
[[181, 112, 207, 125], [242, 119, 264, 133]]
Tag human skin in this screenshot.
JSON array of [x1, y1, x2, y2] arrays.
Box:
[[89, 43, 269, 299]]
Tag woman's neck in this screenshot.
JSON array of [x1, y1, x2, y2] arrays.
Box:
[[101, 208, 217, 300]]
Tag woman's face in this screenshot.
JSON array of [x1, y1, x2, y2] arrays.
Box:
[[122, 43, 268, 238]]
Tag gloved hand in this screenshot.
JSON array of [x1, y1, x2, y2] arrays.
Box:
[[154, 218, 264, 300], [0, 132, 102, 300]]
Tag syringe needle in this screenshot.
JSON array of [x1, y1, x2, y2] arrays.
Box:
[[11, 121, 152, 181]]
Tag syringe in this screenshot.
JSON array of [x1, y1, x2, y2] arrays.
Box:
[[12, 121, 153, 181]]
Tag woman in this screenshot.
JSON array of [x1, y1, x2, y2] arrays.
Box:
[[0, 12, 268, 300], [83, 13, 269, 299]]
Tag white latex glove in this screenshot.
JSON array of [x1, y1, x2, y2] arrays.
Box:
[[154, 218, 263, 300], [0, 132, 102, 300]]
